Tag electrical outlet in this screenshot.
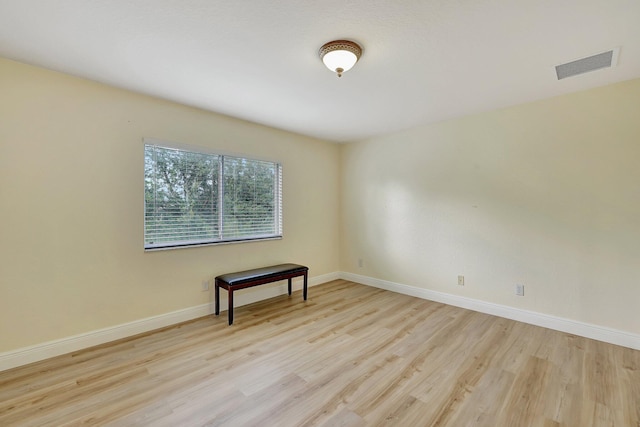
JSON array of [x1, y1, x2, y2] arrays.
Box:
[[457, 275, 464, 286], [201, 280, 210, 292], [515, 284, 524, 296], [358, 258, 364, 268]]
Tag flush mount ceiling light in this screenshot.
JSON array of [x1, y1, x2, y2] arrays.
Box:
[[319, 40, 363, 77]]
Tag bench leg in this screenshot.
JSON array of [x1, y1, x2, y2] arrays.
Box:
[[303, 272, 308, 300], [215, 281, 220, 316], [228, 289, 234, 325], [288, 278, 292, 296]]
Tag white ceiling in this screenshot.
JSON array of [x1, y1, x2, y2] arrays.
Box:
[[1, 1, 639, 142]]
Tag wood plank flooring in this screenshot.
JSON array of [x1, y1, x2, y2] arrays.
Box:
[[1, 280, 639, 426]]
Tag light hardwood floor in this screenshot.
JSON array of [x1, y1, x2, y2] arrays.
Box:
[[1, 280, 639, 426]]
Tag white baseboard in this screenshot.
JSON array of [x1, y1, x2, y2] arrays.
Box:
[[340, 271, 640, 351], [0, 272, 339, 372], [4, 269, 635, 372], [0, 303, 212, 373]]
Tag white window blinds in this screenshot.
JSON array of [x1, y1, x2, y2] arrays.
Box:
[[144, 143, 282, 250]]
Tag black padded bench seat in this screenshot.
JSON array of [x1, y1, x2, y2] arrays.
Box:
[[215, 263, 309, 325]]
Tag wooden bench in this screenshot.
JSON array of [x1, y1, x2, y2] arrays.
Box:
[[214, 263, 309, 325]]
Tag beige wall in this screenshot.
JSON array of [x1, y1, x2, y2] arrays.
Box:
[[341, 78, 640, 335], [2, 54, 638, 356], [0, 58, 340, 352]]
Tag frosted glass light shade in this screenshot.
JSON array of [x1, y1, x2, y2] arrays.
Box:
[[322, 50, 358, 73], [319, 40, 362, 77]]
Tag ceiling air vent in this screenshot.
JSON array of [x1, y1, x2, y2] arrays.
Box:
[[555, 48, 619, 80]]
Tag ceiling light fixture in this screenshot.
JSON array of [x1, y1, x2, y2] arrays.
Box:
[[319, 40, 363, 78]]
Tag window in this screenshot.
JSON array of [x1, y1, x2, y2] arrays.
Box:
[[144, 142, 282, 250]]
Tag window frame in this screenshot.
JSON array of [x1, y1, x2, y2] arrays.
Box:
[[144, 139, 283, 251]]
